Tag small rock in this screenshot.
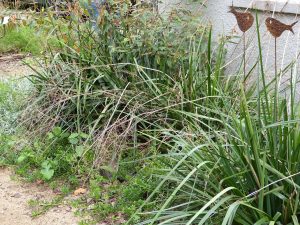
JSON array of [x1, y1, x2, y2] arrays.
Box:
[[87, 204, 96, 210], [52, 208, 60, 213], [86, 198, 94, 204], [53, 189, 61, 194], [11, 193, 22, 198], [34, 194, 44, 200], [66, 206, 72, 212]]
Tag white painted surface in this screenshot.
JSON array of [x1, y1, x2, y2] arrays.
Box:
[[159, 0, 300, 94], [236, 0, 300, 14], [1, 16, 9, 25]]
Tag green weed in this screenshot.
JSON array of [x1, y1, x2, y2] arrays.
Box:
[[28, 196, 64, 217], [70, 155, 161, 224], [0, 26, 42, 54]]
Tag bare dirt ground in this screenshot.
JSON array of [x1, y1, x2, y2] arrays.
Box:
[[0, 54, 33, 78], [0, 168, 80, 225], [0, 54, 81, 225]]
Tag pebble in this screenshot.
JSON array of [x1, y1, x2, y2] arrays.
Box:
[[11, 193, 21, 198]]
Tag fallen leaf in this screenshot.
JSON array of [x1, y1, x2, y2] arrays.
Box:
[[73, 188, 87, 196], [36, 179, 44, 185]]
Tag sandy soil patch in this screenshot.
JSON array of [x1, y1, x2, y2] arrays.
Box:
[[0, 168, 80, 225], [0, 54, 33, 78]]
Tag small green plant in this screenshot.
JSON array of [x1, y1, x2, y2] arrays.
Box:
[[28, 196, 64, 217], [0, 135, 18, 165], [14, 126, 91, 182], [40, 160, 55, 180], [0, 26, 42, 54], [0, 79, 30, 134], [64, 151, 161, 224], [17, 150, 34, 164]]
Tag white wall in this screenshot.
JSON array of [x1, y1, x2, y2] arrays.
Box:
[[159, 0, 300, 93]]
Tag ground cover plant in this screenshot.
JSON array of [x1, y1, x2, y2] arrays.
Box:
[[0, 78, 31, 165]]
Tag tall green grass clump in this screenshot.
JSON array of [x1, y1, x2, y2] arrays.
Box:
[[25, 2, 229, 167], [133, 13, 300, 225]]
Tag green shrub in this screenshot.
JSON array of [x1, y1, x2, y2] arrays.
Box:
[[0, 26, 43, 54], [25, 3, 229, 168]]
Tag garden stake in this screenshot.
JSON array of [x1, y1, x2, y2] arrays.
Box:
[[243, 33, 246, 85], [275, 37, 278, 122], [229, 5, 254, 86], [265, 17, 297, 121]]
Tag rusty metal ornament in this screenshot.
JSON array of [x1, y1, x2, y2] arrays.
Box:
[[228, 5, 254, 86], [229, 6, 254, 33], [265, 17, 298, 38]]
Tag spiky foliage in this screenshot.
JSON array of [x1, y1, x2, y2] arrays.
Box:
[[132, 12, 300, 225], [24, 3, 229, 167]]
